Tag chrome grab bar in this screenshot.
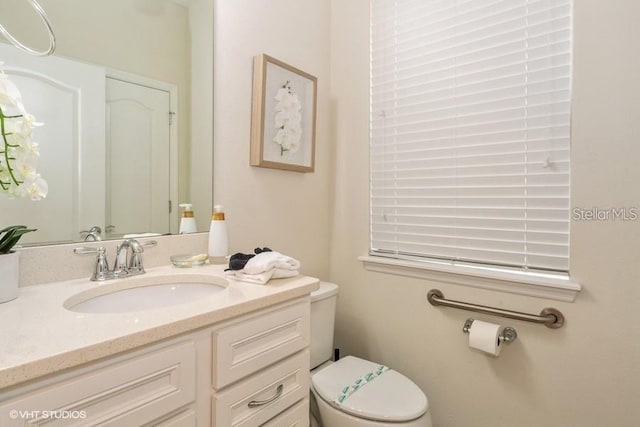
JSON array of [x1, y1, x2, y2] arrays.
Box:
[[427, 289, 565, 329]]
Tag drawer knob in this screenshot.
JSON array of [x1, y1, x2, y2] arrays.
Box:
[[248, 384, 284, 408]]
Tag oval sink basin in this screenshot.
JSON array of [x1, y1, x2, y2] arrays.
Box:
[[64, 274, 227, 314]]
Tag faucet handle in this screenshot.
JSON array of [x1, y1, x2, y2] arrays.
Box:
[[93, 247, 111, 281], [73, 246, 101, 254], [73, 246, 111, 281], [140, 240, 158, 249], [127, 239, 156, 274]]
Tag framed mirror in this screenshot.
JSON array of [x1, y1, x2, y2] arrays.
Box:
[[0, 0, 213, 245]]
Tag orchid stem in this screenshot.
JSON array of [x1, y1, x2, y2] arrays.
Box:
[[0, 106, 23, 187]]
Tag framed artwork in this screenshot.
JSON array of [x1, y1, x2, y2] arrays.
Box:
[[250, 54, 317, 172]]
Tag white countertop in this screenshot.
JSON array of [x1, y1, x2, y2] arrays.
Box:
[[0, 264, 319, 390]]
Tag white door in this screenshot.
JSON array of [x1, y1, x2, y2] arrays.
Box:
[[0, 44, 105, 244], [105, 78, 171, 238]]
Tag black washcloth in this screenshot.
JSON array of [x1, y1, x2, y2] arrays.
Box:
[[225, 252, 255, 271], [225, 247, 273, 271]]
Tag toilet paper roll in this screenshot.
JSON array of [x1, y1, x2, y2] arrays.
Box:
[[468, 320, 504, 356]]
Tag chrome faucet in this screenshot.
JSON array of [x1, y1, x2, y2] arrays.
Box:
[[113, 239, 144, 277], [80, 226, 102, 242], [74, 239, 157, 281]]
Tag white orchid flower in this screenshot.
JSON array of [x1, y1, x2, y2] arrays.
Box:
[[15, 173, 48, 200], [0, 67, 48, 200], [272, 80, 303, 156], [274, 87, 290, 102]]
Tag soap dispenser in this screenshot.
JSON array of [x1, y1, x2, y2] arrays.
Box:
[[208, 205, 228, 263], [179, 203, 197, 234]]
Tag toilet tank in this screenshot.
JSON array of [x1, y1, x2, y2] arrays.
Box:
[[310, 281, 339, 369]]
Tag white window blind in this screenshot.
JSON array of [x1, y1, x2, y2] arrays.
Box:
[[370, 0, 572, 272]]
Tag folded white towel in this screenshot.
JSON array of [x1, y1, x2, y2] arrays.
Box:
[[225, 251, 301, 284], [271, 268, 299, 279], [227, 267, 299, 285], [226, 270, 273, 285], [242, 251, 300, 275]]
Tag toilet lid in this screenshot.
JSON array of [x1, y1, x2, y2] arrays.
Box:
[[311, 356, 428, 422]]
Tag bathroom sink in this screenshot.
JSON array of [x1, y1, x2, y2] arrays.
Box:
[[64, 273, 227, 314]]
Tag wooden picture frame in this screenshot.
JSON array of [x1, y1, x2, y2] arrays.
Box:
[[250, 54, 317, 172]]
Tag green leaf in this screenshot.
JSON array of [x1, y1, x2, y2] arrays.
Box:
[[0, 225, 36, 254]]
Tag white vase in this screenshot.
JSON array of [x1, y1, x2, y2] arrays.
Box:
[[0, 251, 19, 303]]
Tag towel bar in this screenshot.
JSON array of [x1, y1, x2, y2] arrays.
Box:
[[427, 289, 564, 329]]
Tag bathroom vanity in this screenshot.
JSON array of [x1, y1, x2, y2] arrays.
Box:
[[0, 264, 318, 426]]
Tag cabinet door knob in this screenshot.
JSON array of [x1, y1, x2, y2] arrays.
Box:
[[247, 384, 284, 408]]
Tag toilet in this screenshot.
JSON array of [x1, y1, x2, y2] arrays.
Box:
[[310, 282, 433, 427]]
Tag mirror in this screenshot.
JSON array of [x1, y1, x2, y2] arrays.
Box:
[[0, 0, 213, 245]]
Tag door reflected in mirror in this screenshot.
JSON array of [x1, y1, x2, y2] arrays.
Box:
[[106, 76, 174, 239]]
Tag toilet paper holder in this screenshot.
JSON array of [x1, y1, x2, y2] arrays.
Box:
[[463, 318, 518, 344]]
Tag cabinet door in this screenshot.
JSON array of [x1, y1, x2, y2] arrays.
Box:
[[149, 408, 197, 427], [0, 341, 196, 426]]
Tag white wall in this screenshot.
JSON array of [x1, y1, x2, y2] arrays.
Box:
[[212, 0, 332, 278], [329, 1, 640, 426]]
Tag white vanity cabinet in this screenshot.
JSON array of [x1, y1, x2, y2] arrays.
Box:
[[210, 299, 310, 426], [0, 298, 310, 427], [0, 339, 198, 426]]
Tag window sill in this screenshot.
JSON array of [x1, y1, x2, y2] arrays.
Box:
[[359, 255, 581, 302]]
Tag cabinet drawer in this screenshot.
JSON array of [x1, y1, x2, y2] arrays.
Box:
[[212, 300, 310, 388], [212, 350, 309, 427], [152, 408, 197, 427], [262, 399, 309, 427], [0, 341, 196, 427]]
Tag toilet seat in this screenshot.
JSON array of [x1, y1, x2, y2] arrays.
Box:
[[311, 356, 428, 423]]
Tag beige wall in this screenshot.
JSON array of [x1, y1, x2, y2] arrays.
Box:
[[329, 1, 640, 426], [29, 0, 190, 85], [212, 0, 332, 278]]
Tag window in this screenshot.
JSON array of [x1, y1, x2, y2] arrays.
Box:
[[370, 0, 572, 274]]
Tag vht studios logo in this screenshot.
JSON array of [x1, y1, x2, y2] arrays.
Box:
[[572, 207, 638, 221]]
